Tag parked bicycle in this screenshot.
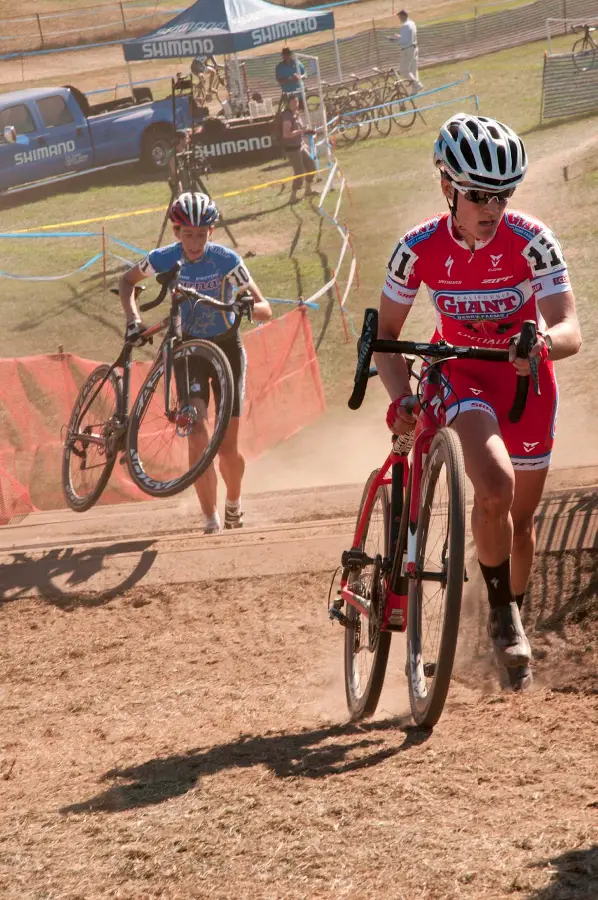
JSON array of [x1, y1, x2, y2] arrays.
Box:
[[571, 24, 598, 73], [371, 66, 417, 134], [62, 262, 254, 512], [329, 309, 537, 728]]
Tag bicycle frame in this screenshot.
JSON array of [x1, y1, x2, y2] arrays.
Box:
[[340, 368, 446, 633]]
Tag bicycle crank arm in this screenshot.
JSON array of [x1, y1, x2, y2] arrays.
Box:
[[413, 569, 447, 585], [340, 585, 371, 618]]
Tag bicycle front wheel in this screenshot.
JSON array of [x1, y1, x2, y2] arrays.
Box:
[[407, 428, 466, 728], [126, 339, 234, 498], [344, 469, 392, 720], [572, 37, 596, 72], [62, 364, 123, 512]]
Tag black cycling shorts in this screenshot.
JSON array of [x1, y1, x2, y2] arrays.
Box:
[[177, 332, 246, 418]]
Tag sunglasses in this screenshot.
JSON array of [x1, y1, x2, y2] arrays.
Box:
[[451, 182, 516, 205]]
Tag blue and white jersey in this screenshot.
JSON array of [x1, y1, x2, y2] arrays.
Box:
[[140, 241, 251, 338]]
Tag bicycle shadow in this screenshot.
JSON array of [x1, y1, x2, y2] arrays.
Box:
[[526, 844, 598, 898], [0, 539, 158, 609], [60, 716, 430, 815]]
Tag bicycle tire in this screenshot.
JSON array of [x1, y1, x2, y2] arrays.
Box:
[[62, 364, 123, 512], [344, 469, 392, 720], [374, 86, 393, 136], [126, 339, 234, 498], [407, 428, 466, 728], [387, 85, 417, 130], [572, 37, 596, 72]]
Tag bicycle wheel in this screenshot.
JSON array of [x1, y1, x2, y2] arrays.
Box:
[[374, 87, 393, 136], [62, 364, 123, 512], [407, 428, 466, 728], [387, 85, 417, 130], [126, 339, 233, 498], [572, 37, 596, 72], [344, 469, 392, 720]]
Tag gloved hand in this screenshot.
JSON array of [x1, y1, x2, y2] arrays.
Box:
[[125, 319, 147, 346], [386, 393, 417, 434], [233, 292, 254, 322]]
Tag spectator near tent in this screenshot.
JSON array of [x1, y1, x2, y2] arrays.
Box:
[[275, 47, 306, 99]]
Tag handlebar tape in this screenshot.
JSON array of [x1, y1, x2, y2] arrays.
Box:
[[348, 307, 378, 410], [139, 261, 182, 312], [508, 319, 537, 424]]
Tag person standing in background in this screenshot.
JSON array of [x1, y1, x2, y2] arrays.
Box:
[[391, 10, 423, 95], [280, 94, 317, 203], [275, 47, 306, 103]]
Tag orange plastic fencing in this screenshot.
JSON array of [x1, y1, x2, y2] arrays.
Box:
[[0, 308, 325, 524]]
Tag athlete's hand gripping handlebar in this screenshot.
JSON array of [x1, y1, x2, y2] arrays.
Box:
[[508, 320, 537, 424]]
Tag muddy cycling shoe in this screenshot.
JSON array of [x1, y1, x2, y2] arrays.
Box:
[[224, 505, 244, 530], [499, 662, 534, 693], [488, 601, 531, 669]]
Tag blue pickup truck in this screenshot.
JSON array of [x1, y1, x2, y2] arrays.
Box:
[[0, 85, 191, 194]]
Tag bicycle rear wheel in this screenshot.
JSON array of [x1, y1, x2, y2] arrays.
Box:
[[387, 84, 417, 130], [572, 37, 596, 72], [407, 428, 466, 728], [126, 339, 233, 498], [62, 364, 123, 512], [344, 469, 392, 720]]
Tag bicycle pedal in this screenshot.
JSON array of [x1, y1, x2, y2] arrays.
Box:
[[423, 662, 436, 678]]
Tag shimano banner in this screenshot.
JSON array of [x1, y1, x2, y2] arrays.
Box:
[[192, 116, 280, 171], [123, 0, 334, 61]]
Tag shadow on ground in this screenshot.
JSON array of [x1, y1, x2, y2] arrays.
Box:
[[0, 540, 157, 608], [60, 716, 430, 814], [527, 844, 598, 899]]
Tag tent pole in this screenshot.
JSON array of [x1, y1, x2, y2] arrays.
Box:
[[333, 27, 343, 83], [125, 59, 135, 98]]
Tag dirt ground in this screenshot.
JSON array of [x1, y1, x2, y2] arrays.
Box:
[[1, 469, 597, 900]]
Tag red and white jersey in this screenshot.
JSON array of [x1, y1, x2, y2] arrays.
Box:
[[383, 210, 571, 347]]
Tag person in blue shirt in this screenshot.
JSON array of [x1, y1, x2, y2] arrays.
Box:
[[275, 47, 306, 99], [118, 191, 272, 534]]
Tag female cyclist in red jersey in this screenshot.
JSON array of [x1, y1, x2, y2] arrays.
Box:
[[377, 114, 581, 690]]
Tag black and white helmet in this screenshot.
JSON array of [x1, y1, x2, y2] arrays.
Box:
[[169, 192, 219, 227], [433, 113, 527, 189]]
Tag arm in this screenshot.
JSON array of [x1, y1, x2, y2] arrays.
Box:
[[246, 280, 272, 323], [118, 262, 150, 324], [375, 291, 413, 399], [281, 116, 303, 141], [511, 290, 581, 374]]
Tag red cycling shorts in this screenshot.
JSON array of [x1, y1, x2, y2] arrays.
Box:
[[423, 348, 558, 471]]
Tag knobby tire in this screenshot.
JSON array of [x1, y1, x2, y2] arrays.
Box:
[[62, 364, 123, 512], [126, 339, 233, 498], [344, 469, 392, 720], [407, 428, 466, 728]]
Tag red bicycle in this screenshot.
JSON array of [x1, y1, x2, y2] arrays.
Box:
[[330, 309, 537, 728]]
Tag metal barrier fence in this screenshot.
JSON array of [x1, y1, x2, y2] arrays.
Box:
[[541, 50, 598, 118], [240, 0, 598, 97], [0, 1, 181, 54]]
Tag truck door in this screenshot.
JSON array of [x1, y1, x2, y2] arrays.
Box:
[[0, 103, 39, 189], [35, 94, 93, 177]]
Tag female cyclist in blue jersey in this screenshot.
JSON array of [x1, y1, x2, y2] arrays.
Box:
[[118, 191, 272, 534]]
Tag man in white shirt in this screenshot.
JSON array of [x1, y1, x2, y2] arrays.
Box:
[[392, 10, 423, 95]]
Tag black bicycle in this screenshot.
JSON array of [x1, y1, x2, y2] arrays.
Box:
[[62, 262, 253, 511], [572, 24, 597, 73]]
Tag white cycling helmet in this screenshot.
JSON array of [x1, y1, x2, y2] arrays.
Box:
[[169, 192, 219, 227], [434, 113, 527, 189]]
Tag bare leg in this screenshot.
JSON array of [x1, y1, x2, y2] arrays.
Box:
[[451, 410, 515, 565], [217, 417, 244, 502], [186, 401, 218, 518], [510, 467, 549, 597]]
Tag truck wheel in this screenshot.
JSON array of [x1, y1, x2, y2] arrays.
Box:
[[142, 129, 173, 172]]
